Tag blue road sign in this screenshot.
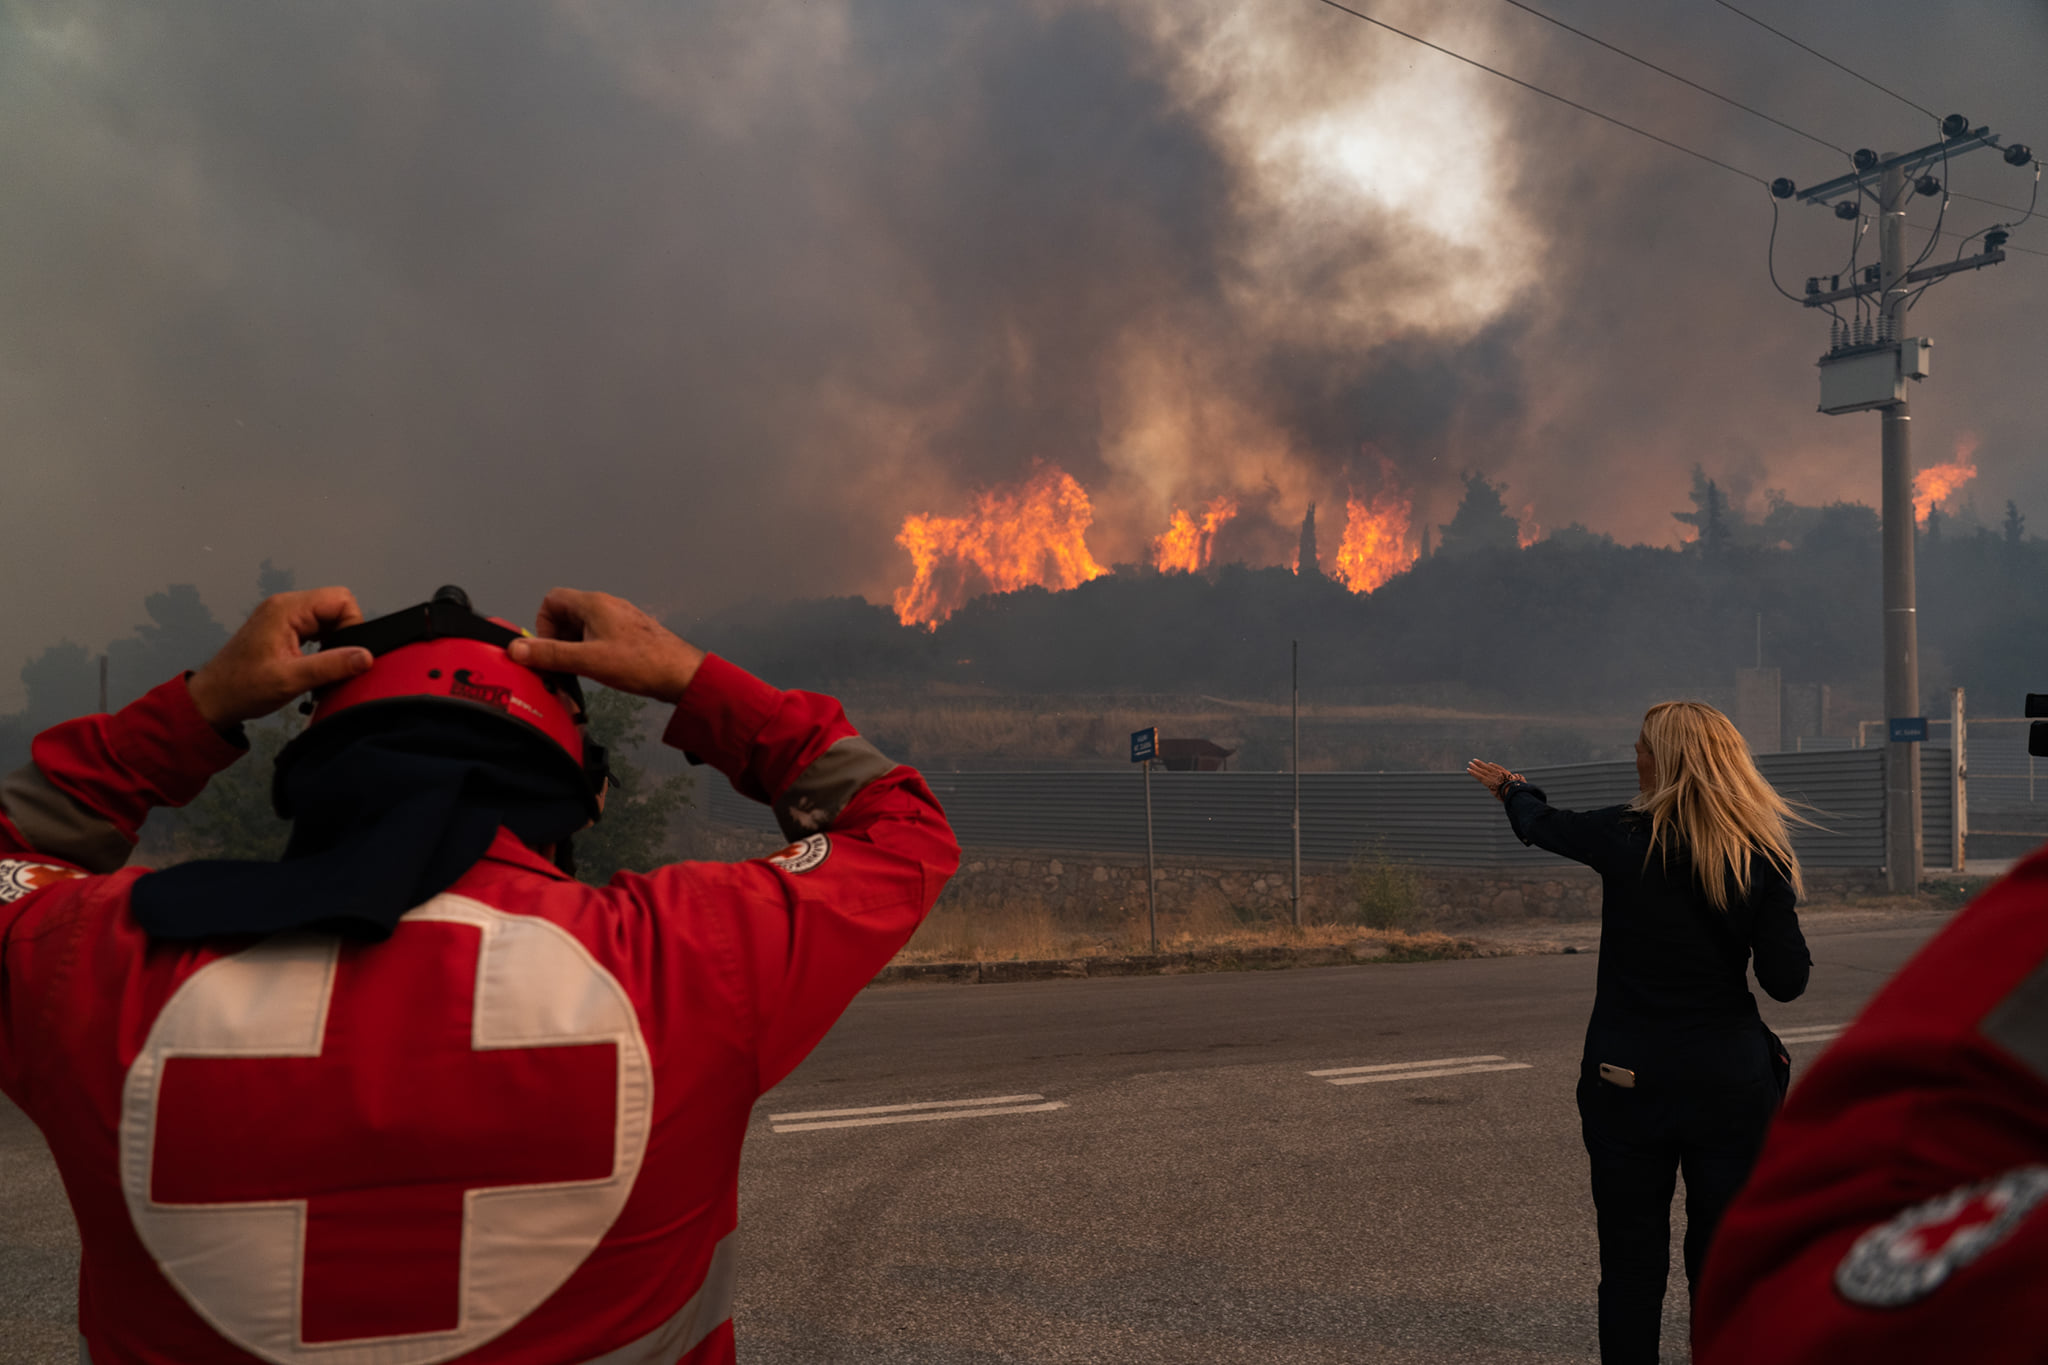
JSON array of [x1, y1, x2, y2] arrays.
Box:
[[1889, 717, 1929, 743], [1130, 727, 1158, 764]]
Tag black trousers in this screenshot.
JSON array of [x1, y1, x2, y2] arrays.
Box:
[[1575, 1063, 1779, 1364]]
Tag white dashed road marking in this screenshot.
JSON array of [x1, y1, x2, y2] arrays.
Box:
[[1776, 1023, 1847, 1046], [1310, 1055, 1534, 1086], [769, 1093, 1066, 1134]]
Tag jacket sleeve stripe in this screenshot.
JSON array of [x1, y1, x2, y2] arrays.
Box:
[[771, 737, 895, 841], [1981, 951, 2048, 1089], [0, 764, 132, 874]]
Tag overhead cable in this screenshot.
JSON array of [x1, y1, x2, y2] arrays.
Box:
[[1765, 194, 1846, 325], [1911, 221, 2048, 259], [1309, 0, 1768, 184], [1951, 188, 2042, 217], [1492, 0, 1848, 157], [1709, 0, 1940, 123]]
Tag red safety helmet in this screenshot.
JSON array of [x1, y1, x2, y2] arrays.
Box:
[[285, 585, 609, 813]]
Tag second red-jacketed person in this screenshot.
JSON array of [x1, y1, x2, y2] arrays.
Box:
[[0, 584, 960, 1364]]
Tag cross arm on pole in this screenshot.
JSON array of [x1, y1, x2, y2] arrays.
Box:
[[1792, 129, 2005, 207], [1802, 248, 2006, 306]]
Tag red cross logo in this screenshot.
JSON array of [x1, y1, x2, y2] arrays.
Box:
[[122, 899, 654, 1365], [1836, 1165, 2048, 1308], [1899, 1192, 2001, 1261]]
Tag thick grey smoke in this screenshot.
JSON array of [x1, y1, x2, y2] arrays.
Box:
[[2, 0, 2043, 702]]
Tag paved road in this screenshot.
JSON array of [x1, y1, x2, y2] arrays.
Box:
[[0, 911, 1952, 1364]]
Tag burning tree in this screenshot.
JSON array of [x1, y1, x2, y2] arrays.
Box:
[[1153, 496, 1239, 574], [1333, 484, 1418, 594], [892, 466, 1108, 629]]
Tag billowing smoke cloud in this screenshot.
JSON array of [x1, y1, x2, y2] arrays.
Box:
[[2, 0, 2043, 704]]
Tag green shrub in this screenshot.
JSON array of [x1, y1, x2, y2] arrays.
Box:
[[1344, 844, 1422, 930]]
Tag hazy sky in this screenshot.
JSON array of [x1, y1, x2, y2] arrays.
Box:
[[4, 0, 2044, 706]]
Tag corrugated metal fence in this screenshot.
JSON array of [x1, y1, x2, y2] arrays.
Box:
[[706, 747, 1953, 871]]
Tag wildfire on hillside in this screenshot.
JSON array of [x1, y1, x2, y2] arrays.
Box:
[[1518, 504, 1541, 549], [1913, 439, 1980, 524], [1153, 496, 1239, 573], [1332, 472, 1418, 595], [893, 466, 1109, 629]]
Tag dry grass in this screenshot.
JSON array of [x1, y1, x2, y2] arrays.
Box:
[[892, 897, 1475, 966], [841, 694, 1635, 772], [848, 702, 1224, 767]]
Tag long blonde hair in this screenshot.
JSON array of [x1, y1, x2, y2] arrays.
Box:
[[1631, 701, 1806, 910]]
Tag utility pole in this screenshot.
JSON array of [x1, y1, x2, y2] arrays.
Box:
[[1877, 156, 1923, 895], [1776, 119, 2034, 895], [1950, 686, 1967, 873]]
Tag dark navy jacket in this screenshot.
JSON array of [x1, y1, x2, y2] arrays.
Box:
[[1502, 782, 1811, 1085]]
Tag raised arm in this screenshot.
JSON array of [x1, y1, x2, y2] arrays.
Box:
[[657, 659, 955, 1087], [0, 680, 244, 872], [509, 590, 960, 1090], [0, 589, 370, 873], [1467, 759, 1614, 870]]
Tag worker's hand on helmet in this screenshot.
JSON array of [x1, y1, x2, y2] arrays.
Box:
[[187, 588, 375, 732], [508, 589, 706, 705]]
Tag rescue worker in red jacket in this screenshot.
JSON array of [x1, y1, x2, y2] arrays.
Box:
[[1692, 841, 2048, 1363], [0, 583, 960, 1365]]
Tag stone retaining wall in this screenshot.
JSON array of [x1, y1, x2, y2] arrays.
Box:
[[688, 825, 1885, 927]]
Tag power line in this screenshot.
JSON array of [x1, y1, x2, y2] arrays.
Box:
[[1951, 188, 2040, 218], [1309, 0, 1768, 184], [1912, 220, 2048, 259], [1298, 1, 2047, 282], [1492, 0, 1849, 157], [1709, 0, 1940, 123]]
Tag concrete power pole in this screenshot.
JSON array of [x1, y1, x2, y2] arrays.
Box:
[[1777, 120, 2034, 894], [1877, 157, 1923, 895]]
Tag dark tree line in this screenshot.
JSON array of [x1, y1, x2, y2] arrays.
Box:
[[1, 566, 687, 880], [6, 477, 2043, 780], [681, 475, 2048, 721]]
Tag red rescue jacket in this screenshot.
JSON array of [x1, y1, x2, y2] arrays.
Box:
[[0, 656, 958, 1365], [1694, 844, 2048, 1363]]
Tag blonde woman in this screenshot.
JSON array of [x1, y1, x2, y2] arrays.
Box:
[[1468, 701, 1811, 1365]]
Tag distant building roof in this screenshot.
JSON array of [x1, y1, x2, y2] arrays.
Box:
[[1156, 737, 1234, 772]]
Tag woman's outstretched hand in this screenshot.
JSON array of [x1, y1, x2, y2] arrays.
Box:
[[1466, 759, 1525, 801]]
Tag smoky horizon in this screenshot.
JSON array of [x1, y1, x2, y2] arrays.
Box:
[[4, 0, 2045, 709]]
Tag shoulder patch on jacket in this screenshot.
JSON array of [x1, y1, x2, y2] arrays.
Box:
[[766, 834, 831, 875], [0, 859, 88, 903], [1835, 1165, 2048, 1308]]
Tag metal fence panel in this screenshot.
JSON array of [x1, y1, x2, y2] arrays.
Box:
[[705, 748, 1897, 869], [1921, 747, 1954, 865]]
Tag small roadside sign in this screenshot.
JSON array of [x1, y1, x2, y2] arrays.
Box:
[[1889, 717, 1929, 743], [1132, 726, 1159, 952], [1130, 727, 1158, 764]]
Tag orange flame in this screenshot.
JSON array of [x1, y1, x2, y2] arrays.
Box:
[[1332, 476, 1417, 595], [1913, 459, 1978, 524], [1518, 504, 1541, 549], [1153, 496, 1239, 573], [893, 466, 1109, 629]]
